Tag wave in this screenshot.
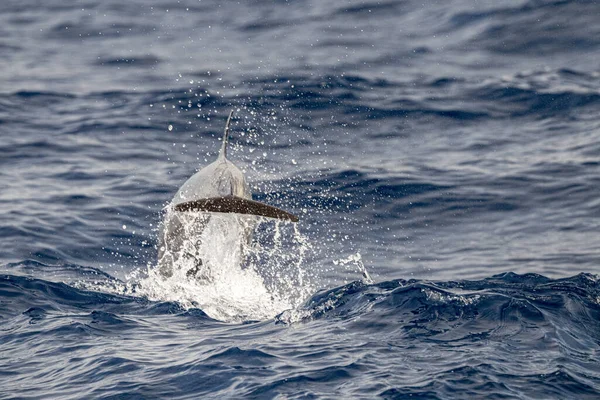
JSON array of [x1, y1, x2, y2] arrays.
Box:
[[279, 272, 600, 329], [3, 262, 598, 329], [2, 263, 600, 398]]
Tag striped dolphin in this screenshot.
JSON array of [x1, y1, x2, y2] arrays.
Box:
[[157, 111, 298, 279]]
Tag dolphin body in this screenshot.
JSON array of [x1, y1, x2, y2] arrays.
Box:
[[157, 111, 298, 279]]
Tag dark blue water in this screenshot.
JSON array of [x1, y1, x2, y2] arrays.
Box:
[[1, 0, 600, 398]]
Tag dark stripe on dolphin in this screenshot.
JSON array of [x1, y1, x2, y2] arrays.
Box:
[[174, 195, 299, 222]]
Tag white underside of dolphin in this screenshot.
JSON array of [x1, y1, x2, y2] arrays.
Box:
[[172, 111, 298, 222]]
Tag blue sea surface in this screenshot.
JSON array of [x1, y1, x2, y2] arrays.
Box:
[[1, 0, 600, 398]]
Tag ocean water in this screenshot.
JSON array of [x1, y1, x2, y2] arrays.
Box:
[[1, 0, 600, 398]]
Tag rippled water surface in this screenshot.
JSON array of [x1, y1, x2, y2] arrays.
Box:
[[1, 0, 600, 398]]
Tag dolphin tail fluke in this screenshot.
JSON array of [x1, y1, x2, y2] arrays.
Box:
[[219, 110, 234, 159], [174, 195, 299, 223]]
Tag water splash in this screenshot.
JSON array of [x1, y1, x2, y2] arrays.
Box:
[[130, 209, 316, 322], [333, 252, 373, 284]]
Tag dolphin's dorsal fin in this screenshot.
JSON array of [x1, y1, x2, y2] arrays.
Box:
[[219, 110, 234, 159]]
